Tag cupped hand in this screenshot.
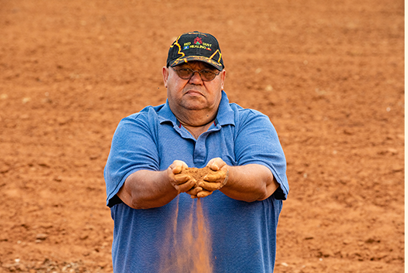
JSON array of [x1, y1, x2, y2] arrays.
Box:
[[167, 160, 196, 193], [197, 158, 229, 195]]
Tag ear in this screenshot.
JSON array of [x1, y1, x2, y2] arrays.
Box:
[[220, 69, 226, 90], [162, 66, 169, 88]]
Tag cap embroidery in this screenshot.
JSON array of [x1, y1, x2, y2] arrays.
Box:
[[169, 35, 185, 59], [209, 49, 222, 63], [194, 37, 203, 45]]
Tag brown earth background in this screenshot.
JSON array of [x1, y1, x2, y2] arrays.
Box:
[[0, 0, 404, 272]]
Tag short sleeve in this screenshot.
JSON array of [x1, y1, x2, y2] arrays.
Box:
[[104, 113, 159, 206], [234, 110, 289, 200]]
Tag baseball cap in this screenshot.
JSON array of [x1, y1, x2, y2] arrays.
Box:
[[166, 31, 224, 71]]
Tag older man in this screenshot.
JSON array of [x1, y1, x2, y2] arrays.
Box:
[[104, 31, 289, 272]]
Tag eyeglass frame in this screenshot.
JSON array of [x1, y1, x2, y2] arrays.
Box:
[[171, 66, 221, 82]]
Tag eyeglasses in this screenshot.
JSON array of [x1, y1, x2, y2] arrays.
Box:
[[172, 67, 221, 82]]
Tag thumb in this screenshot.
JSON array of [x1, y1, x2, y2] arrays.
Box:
[[208, 162, 219, 171], [207, 158, 223, 171]]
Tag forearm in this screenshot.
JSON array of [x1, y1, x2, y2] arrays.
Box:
[[220, 164, 279, 202], [118, 170, 178, 209]]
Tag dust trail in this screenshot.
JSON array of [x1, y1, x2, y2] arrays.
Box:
[[159, 197, 213, 273], [193, 198, 213, 273]]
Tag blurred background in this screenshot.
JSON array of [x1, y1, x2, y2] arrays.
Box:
[[0, 0, 404, 272]]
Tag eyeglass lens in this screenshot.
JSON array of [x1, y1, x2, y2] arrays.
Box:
[[174, 68, 219, 81]]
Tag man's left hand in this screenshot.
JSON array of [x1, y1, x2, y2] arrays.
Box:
[[192, 158, 229, 198]]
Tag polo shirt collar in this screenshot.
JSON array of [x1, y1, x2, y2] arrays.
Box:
[[157, 100, 178, 126], [157, 90, 235, 127], [216, 91, 235, 126]]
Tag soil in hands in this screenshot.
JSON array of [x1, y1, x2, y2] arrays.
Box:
[[183, 166, 217, 188]]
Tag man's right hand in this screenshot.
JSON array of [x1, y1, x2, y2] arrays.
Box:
[[167, 160, 198, 194]]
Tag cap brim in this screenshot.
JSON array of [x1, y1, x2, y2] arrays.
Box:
[[170, 56, 223, 71]]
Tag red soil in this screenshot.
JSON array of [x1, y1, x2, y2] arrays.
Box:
[[0, 0, 404, 272]]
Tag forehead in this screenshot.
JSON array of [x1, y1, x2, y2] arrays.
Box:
[[176, 61, 215, 70]]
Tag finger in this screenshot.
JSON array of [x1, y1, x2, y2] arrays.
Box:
[[197, 190, 213, 198], [207, 159, 220, 171], [173, 174, 192, 184], [172, 166, 182, 174], [199, 181, 222, 191], [172, 164, 184, 174], [206, 158, 218, 169], [171, 160, 188, 174], [177, 180, 196, 193], [204, 172, 225, 181], [186, 186, 203, 196], [207, 157, 226, 171]]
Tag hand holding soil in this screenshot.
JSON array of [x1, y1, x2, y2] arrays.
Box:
[[168, 160, 197, 193], [182, 158, 229, 198]]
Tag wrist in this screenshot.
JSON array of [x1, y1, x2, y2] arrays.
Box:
[[219, 166, 229, 189]]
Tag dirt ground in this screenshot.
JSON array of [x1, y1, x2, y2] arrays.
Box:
[[0, 0, 404, 272]]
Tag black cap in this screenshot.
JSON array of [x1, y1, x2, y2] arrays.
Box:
[[166, 31, 224, 71]]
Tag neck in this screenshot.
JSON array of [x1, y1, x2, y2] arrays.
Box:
[[175, 110, 217, 139], [176, 109, 216, 127]]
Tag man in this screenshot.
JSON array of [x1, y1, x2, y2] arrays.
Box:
[[104, 31, 289, 272]]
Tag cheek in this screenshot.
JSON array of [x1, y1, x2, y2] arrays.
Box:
[[206, 86, 223, 104], [210, 81, 224, 96], [167, 77, 185, 97], [166, 74, 177, 89]]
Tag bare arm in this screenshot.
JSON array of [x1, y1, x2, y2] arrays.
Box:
[[221, 164, 278, 202], [117, 160, 201, 209], [198, 158, 279, 202]]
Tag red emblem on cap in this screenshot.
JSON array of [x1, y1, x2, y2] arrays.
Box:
[[194, 37, 203, 45]]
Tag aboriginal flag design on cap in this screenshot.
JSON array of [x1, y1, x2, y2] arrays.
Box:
[[167, 31, 224, 71]]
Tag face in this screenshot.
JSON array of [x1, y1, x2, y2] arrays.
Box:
[[162, 61, 226, 113]]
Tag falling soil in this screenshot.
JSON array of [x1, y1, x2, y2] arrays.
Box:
[[160, 199, 212, 273], [160, 167, 213, 273]]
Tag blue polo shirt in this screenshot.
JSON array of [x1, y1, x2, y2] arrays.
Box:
[[104, 91, 289, 273]]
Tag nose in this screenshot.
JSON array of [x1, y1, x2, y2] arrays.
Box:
[[188, 71, 204, 84]]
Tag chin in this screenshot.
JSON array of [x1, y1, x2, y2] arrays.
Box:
[[185, 105, 206, 111], [182, 98, 207, 109], [182, 101, 207, 110]]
